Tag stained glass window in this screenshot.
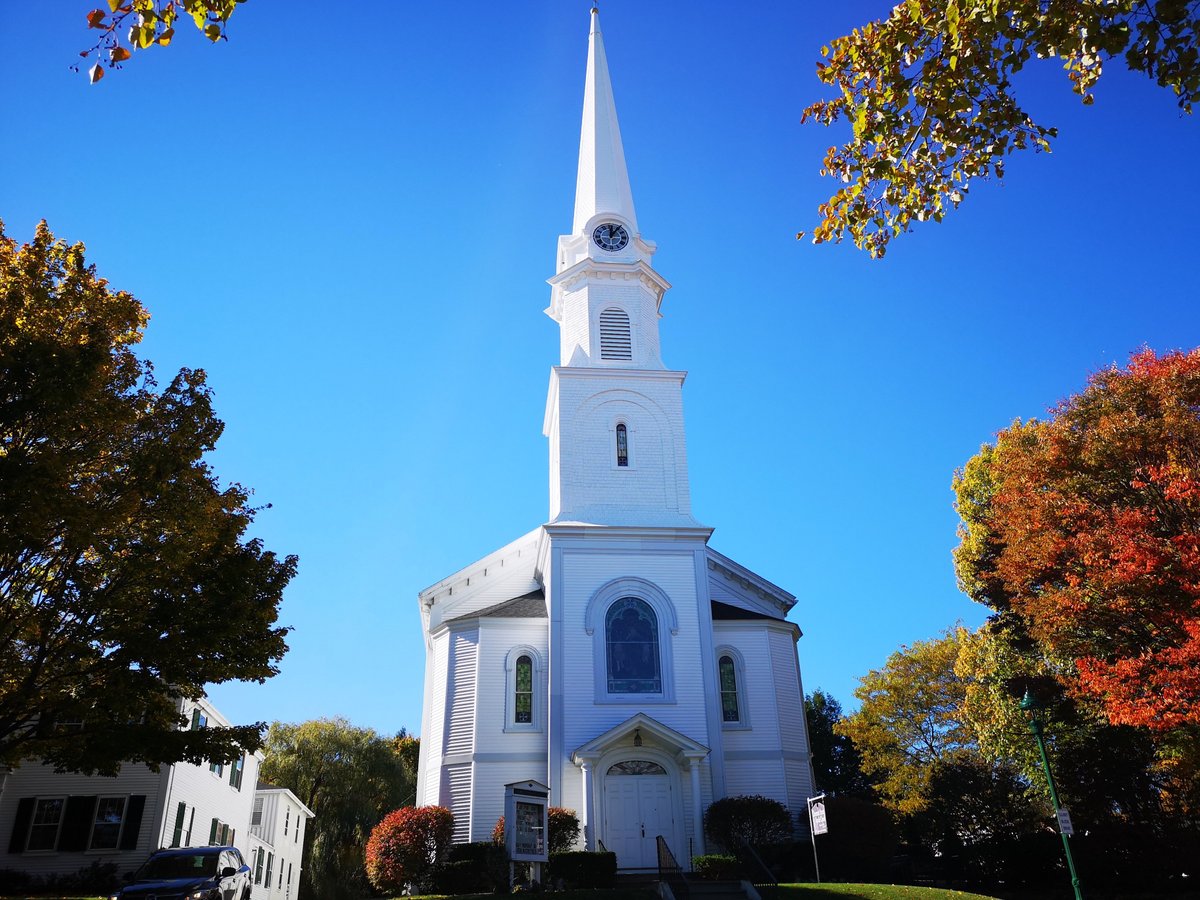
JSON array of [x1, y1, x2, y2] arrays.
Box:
[[515, 654, 533, 723], [616, 423, 629, 467], [606, 597, 661, 693], [719, 655, 740, 722]]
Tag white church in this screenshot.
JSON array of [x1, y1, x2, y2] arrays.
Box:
[[415, 9, 814, 871]]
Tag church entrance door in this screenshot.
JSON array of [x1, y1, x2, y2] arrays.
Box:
[[602, 760, 673, 870]]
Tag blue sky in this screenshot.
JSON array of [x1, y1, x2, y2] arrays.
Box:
[[3, 2, 1197, 738]]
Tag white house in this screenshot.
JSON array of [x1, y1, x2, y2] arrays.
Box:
[[0, 697, 260, 879], [415, 9, 814, 871], [247, 783, 314, 900]]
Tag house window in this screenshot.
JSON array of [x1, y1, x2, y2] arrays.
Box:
[[606, 597, 661, 693], [265, 852, 274, 887], [515, 655, 533, 723], [89, 796, 126, 850], [190, 708, 207, 730], [254, 847, 265, 884], [228, 754, 244, 790], [26, 798, 65, 852], [599, 307, 633, 360], [252, 797, 264, 828], [284, 808, 290, 836], [719, 655, 739, 722], [616, 423, 629, 467], [209, 760, 224, 778]]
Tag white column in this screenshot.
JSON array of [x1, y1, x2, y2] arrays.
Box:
[[580, 761, 595, 850], [689, 758, 705, 857]]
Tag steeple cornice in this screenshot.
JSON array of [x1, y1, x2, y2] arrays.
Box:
[[545, 257, 670, 324]]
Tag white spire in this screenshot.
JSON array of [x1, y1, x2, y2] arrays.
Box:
[[572, 7, 638, 235]]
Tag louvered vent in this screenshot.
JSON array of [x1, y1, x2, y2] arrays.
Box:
[[599, 307, 633, 360]]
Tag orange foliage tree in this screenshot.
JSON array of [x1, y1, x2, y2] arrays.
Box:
[[954, 348, 1200, 730], [364, 806, 453, 895]]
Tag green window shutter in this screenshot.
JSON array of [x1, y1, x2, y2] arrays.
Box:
[[171, 802, 186, 847], [58, 796, 97, 852], [209, 818, 218, 845], [8, 798, 35, 853], [120, 795, 146, 850]]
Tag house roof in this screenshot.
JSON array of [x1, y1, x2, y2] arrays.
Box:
[[446, 590, 547, 623], [711, 599, 783, 622]]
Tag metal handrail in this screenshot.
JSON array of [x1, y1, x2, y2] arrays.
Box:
[[657, 835, 689, 900], [739, 840, 778, 900]]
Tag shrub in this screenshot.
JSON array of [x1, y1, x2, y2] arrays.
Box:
[[446, 841, 510, 892], [547, 850, 616, 888], [692, 854, 742, 880], [703, 795, 792, 852], [493, 806, 581, 853], [365, 805, 454, 894]]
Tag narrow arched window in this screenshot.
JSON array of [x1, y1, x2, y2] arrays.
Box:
[[616, 423, 629, 467], [515, 655, 533, 724], [599, 307, 633, 360], [606, 597, 661, 693], [719, 655, 740, 722]]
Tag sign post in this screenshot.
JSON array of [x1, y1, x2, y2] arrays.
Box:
[[806, 794, 827, 884], [504, 780, 549, 888]]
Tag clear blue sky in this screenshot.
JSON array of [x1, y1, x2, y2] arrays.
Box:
[[3, 2, 1197, 738]]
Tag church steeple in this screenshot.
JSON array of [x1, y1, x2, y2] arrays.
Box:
[[573, 7, 638, 235], [542, 9, 694, 527]]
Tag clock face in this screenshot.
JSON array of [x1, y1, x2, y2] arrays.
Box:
[[592, 222, 630, 252]]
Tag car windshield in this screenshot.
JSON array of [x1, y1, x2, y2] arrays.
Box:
[[138, 853, 219, 880]]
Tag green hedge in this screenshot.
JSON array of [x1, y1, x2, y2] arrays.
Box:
[[691, 854, 742, 880], [547, 850, 617, 888]]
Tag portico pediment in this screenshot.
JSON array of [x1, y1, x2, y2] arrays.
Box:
[[571, 713, 709, 765]]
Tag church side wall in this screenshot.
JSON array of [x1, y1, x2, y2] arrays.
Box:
[[418, 633, 450, 806]]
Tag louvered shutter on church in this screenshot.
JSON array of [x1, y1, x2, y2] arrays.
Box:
[[599, 308, 632, 360]]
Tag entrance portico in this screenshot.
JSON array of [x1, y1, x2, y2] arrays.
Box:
[[572, 713, 709, 870]]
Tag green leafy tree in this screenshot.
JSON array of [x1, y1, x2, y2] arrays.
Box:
[[802, 1, 1200, 257], [837, 628, 975, 814], [0, 220, 295, 776], [78, 0, 243, 83], [805, 689, 871, 796], [258, 718, 417, 900]]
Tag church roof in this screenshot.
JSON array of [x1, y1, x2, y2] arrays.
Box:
[[711, 599, 783, 622], [573, 7, 638, 233], [446, 589, 547, 623]]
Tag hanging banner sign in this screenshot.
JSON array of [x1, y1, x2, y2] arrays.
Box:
[[1056, 808, 1074, 836], [808, 796, 828, 835]]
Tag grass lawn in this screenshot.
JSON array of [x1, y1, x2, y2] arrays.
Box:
[[775, 886, 999, 900]]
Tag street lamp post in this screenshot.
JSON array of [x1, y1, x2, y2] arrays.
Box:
[[1020, 690, 1084, 900]]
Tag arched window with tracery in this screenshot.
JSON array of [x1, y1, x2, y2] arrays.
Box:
[[515, 654, 533, 723], [719, 655, 739, 722], [606, 597, 661, 693]]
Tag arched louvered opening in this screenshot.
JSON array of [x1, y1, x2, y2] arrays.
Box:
[[599, 307, 633, 360]]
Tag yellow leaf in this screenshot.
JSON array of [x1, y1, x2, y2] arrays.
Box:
[[158, 26, 175, 46], [106, 0, 121, 10]]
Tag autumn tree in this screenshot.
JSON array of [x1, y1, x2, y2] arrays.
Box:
[[365, 806, 454, 895], [78, 0, 243, 83], [953, 348, 1200, 730], [0, 220, 295, 776], [259, 718, 418, 900], [837, 628, 976, 814], [802, 1, 1200, 257], [804, 690, 870, 796]]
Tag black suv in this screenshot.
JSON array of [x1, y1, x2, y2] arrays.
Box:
[[110, 846, 252, 900]]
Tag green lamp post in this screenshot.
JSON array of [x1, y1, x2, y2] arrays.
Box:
[[1020, 689, 1084, 900]]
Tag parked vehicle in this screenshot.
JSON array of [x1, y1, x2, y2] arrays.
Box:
[[109, 846, 251, 900]]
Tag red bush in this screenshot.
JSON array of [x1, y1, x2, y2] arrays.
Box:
[[492, 807, 580, 853], [365, 805, 454, 894]]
